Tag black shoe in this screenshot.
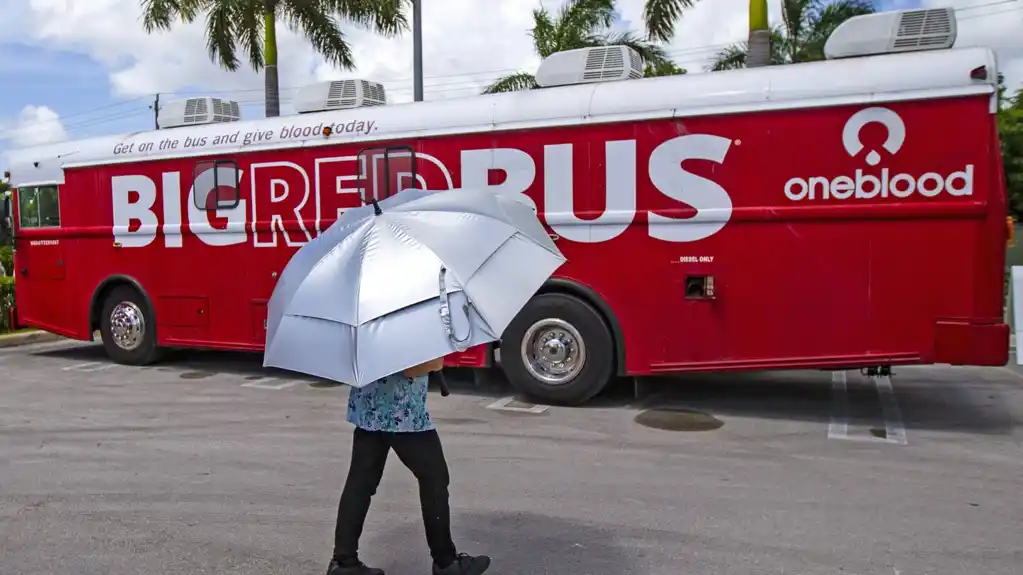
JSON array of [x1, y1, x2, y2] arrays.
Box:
[[432, 553, 491, 575], [327, 558, 385, 575]]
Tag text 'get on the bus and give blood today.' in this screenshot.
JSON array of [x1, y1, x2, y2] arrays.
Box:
[[111, 119, 378, 155]]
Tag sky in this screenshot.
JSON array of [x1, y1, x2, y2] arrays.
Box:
[[1, 0, 1021, 166]]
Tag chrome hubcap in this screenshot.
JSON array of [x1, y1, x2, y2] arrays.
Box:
[[109, 302, 145, 351], [520, 318, 586, 386]]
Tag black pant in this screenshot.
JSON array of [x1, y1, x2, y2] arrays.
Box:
[[333, 427, 457, 567]]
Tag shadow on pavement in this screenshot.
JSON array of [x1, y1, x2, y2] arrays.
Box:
[[32, 344, 1020, 435], [637, 370, 835, 422], [639, 367, 1019, 436], [30, 344, 514, 400], [884, 366, 1019, 436], [371, 510, 643, 575]]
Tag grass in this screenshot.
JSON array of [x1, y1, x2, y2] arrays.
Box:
[[0, 327, 35, 336]]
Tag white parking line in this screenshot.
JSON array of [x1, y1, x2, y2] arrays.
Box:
[[999, 365, 1023, 381], [61, 361, 117, 373], [240, 378, 302, 390], [828, 370, 907, 445], [485, 396, 550, 414], [828, 371, 849, 440], [875, 375, 908, 445]]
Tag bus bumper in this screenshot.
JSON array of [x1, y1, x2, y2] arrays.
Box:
[[934, 319, 1009, 366]]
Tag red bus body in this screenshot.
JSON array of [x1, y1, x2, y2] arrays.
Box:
[[3, 45, 1010, 403]]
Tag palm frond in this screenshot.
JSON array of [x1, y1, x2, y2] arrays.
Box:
[[643, 0, 696, 43], [768, 27, 790, 63], [796, 0, 875, 61], [238, 1, 264, 70], [708, 44, 748, 71], [644, 59, 686, 77], [530, 6, 559, 58], [559, 0, 616, 38], [806, 0, 874, 29], [281, 0, 356, 70], [598, 30, 668, 66], [709, 26, 790, 71], [780, 0, 813, 51], [555, 0, 616, 52], [204, 0, 242, 71], [320, 0, 409, 37], [482, 72, 539, 94], [139, 0, 207, 31]]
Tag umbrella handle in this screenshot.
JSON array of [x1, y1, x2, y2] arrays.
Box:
[[438, 267, 472, 352], [430, 370, 451, 397]]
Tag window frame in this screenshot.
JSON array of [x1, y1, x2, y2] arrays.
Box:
[[192, 158, 241, 211], [17, 184, 61, 230], [356, 145, 417, 203]]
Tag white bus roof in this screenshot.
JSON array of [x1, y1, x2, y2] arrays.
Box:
[[2, 46, 997, 188]]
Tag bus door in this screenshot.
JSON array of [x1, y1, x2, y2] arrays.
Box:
[[12, 183, 69, 333]]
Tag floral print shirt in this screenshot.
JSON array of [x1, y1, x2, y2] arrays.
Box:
[[346, 374, 434, 433]]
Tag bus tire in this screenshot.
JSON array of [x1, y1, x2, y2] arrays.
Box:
[[499, 293, 615, 406], [99, 285, 160, 366]]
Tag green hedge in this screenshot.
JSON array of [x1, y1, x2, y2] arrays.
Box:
[[0, 276, 13, 332], [0, 245, 11, 276]]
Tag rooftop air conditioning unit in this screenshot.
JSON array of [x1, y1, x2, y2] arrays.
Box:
[[824, 8, 957, 60], [535, 45, 645, 88], [294, 79, 387, 113], [158, 97, 241, 129]]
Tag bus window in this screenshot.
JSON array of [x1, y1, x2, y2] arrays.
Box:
[[193, 159, 240, 210], [356, 146, 416, 203], [18, 184, 60, 229]]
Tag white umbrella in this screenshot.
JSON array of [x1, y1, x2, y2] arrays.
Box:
[[262, 187, 566, 388]]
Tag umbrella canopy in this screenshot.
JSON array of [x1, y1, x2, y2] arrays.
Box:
[[263, 187, 566, 387]]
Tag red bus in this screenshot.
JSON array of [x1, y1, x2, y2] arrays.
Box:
[[0, 8, 1010, 404]]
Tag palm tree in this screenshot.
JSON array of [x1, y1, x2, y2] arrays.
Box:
[[746, 0, 771, 68], [645, 59, 686, 77], [642, 0, 698, 43], [644, 0, 773, 68], [482, 0, 683, 94], [140, 0, 409, 118], [708, 0, 875, 71]]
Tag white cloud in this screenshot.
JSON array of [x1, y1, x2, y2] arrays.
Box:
[[3, 0, 1022, 119], [14, 0, 547, 108], [0, 105, 69, 148]]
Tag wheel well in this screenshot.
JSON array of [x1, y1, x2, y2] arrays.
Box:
[[89, 275, 154, 336], [533, 279, 627, 376]]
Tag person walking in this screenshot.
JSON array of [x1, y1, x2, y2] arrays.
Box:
[[327, 357, 491, 575]]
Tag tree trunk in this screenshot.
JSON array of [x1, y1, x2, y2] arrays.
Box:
[[263, 3, 281, 118], [747, 28, 772, 68], [746, 0, 771, 68]]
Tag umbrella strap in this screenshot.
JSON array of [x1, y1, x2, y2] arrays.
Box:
[[438, 266, 472, 352]]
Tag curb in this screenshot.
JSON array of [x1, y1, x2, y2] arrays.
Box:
[[0, 330, 66, 349]]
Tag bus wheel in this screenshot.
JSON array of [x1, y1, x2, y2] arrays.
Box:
[[499, 293, 615, 406], [99, 286, 159, 366]]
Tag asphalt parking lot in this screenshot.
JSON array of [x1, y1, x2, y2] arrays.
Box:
[[1, 341, 1021, 575]]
